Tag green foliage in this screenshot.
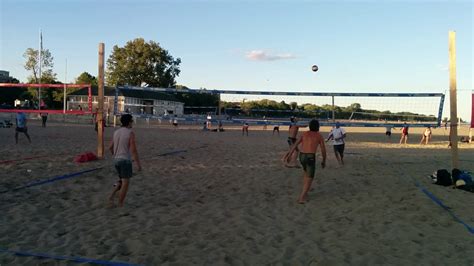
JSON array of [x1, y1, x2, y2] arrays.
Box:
[[75, 72, 97, 87], [290, 102, 298, 110], [23, 47, 55, 83], [348, 103, 361, 111], [22, 47, 62, 108], [106, 38, 181, 87]]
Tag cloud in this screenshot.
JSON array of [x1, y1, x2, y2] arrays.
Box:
[[245, 50, 297, 61], [435, 64, 448, 71]]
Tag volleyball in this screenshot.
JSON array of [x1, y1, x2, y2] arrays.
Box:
[[311, 65, 318, 72]]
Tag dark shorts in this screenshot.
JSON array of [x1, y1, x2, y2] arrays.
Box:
[[114, 159, 133, 179], [16, 127, 27, 133], [386, 131, 391, 136], [273, 127, 279, 131], [334, 144, 345, 155], [299, 153, 316, 178], [173, 123, 178, 126], [287, 137, 297, 146]]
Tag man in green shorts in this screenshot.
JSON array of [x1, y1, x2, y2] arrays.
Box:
[[288, 119, 327, 204]]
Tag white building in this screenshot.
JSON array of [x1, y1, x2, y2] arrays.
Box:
[[67, 87, 184, 116]]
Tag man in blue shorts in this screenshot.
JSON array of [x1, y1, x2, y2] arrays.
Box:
[[15, 110, 31, 144]]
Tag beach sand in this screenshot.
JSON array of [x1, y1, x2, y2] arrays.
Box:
[[1, 120, 473, 265]]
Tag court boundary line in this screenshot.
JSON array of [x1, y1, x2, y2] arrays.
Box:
[[411, 177, 474, 235], [0, 247, 141, 266]]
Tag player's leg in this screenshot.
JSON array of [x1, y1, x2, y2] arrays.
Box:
[[118, 179, 129, 207]]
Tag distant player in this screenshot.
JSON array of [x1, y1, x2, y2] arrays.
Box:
[[40, 112, 48, 127], [384, 122, 393, 139], [400, 122, 409, 144], [326, 122, 346, 166], [242, 122, 249, 136], [15, 110, 31, 144], [420, 126, 432, 145], [285, 117, 302, 167], [273, 125, 280, 136], [287, 119, 326, 204], [108, 114, 142, 208], [206, 113, 212, 129], [172, 115, 178, 131]]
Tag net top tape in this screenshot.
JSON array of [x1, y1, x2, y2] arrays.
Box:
[[117, 86, 444, 97]]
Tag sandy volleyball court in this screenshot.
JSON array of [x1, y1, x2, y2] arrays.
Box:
[[1, 120, 473, 265]]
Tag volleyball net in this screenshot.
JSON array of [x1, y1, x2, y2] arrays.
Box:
[[113, 86, 445, 127]]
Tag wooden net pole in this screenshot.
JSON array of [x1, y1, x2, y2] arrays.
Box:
[[97, 43, 105, 158], [448, 31, 459, 169]]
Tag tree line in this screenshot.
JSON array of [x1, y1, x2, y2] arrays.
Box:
[[221, 99, 437, 122]]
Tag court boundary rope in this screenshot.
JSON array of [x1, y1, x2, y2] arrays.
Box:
[[0, 247, 141, 266], [0, 167, 102, 194], [0, 154, 69, 165]]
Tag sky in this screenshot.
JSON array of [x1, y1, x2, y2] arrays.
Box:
[[0, 0, 472, 121]]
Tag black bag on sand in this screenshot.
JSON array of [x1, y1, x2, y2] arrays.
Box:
[[434, 169, 452, 186], [452, 168, 474, 192]]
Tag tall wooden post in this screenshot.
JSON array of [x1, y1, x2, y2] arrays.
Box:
[[448, 31, 459, 169], [97, 43, 105, 158]]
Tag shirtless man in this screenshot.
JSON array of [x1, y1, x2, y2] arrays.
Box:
[[288, 119, 326, 204]]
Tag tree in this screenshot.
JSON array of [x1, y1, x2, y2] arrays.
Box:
[[23, 47, 55, 83], [348, 103, 362, 112], [75, 72, 97, 87], [290, 102, 298, 110], [25, 76, 62, 108], [23, 47, 58, 107], [106, 38, 181, 87]]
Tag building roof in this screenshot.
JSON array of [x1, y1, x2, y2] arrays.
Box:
[[69, 86, 181, 102]]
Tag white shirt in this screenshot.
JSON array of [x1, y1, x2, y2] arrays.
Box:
[[113, 127, 132, 160], [330, 127, 346, 145]]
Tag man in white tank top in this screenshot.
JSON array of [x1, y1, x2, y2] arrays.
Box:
[[326, 122, 346, 166], [108, 114, 142, 207]]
